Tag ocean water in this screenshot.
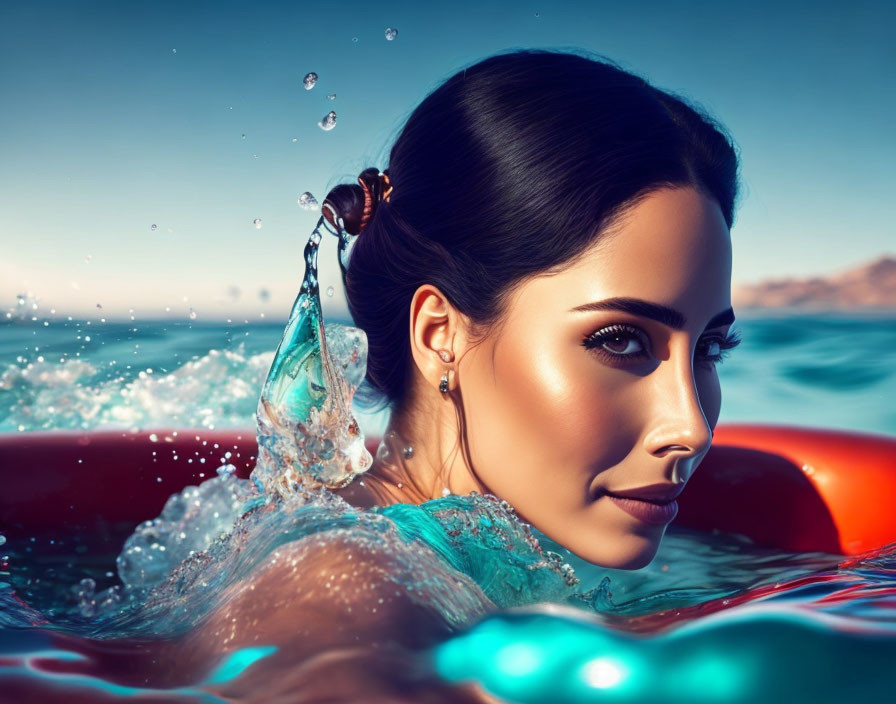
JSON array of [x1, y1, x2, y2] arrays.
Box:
[[2, 311, 894, 437], [1, 289, 895, 702]]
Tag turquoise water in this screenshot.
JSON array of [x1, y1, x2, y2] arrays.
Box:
[[2, 312, 894, 437], [1, 242, 896, 702]]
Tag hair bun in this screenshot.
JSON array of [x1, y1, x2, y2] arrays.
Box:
[[322, 167, 393, 236]]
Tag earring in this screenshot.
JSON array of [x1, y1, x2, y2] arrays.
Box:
[[439, 372, 449, 394], [438, 349, 453, 363]]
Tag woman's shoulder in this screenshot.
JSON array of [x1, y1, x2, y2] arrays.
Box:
[[331, 480, 579, 608]]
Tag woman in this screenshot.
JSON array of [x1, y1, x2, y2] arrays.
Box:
[[208, 46, 739, 701], [327, 47, 739, 572], [50, 48, 741, 703]]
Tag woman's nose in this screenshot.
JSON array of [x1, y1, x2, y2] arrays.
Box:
[[641, 362, 714, 462]]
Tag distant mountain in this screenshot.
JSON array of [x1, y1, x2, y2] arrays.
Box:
[[732, 255, 896, 310]]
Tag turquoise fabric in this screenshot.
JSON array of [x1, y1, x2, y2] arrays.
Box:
[[373, 493, 579, 610]]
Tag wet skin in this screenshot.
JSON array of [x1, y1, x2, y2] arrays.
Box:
[[354, 185, 735, 569]]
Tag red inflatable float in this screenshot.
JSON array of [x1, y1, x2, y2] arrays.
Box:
[[1, 424, 894, 556]]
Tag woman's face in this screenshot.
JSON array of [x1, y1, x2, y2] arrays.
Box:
[[457, 186, 735, 568]]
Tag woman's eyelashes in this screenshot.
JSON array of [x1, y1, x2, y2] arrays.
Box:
[[582, 323, 650, 364], [581, 324, 742, 366], [696, 329, 742, 365]]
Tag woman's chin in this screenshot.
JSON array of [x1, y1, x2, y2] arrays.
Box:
[[566, 530, 665, 570]]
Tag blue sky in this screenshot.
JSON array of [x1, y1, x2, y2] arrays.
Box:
[[1, 0, 893, 320]]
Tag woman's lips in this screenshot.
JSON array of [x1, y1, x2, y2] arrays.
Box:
[[604, 493, 679, 525]]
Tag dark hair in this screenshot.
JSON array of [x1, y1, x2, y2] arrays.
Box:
[[325, 48, 739, 410]]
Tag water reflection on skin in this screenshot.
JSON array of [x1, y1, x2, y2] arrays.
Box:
[[352, 186, 736, 570]]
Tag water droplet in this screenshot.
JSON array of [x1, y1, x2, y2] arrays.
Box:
[[441, 487, 451, 496], [297, 192, 319, 210], [258, 288, 270, 302], [327, 93, 336, 100], [253, 218, 263, 229], [241, 133, 246, 140], [402, 445, 414, 459], [149, 433, 159, 442], [252, 153, 260, 159], [151, 224, 158, 231], [303, 72, 318, 90], [385, 27, 398, 41], [188, 308, 197, 320], [96, 303, 102, 309], [318, 110, 337, 131], [172, 48, 177, 54], [326, 285, 334, 297], [291, 137, 298, 143], [351, 36, 358, 43], [0, 535, 5, 547], [85, 254, 92, 263], [534, 11, 540, 17]]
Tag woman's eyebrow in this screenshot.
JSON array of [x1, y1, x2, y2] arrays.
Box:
[[568, 297, 735, 331]]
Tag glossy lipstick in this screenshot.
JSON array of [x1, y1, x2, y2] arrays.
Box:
[[606, 494, 678, 525]]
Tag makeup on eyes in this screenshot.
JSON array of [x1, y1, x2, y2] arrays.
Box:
[[581, 322, 741, 365]]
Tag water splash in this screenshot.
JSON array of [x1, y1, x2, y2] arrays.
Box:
[[302, 72, 317, 90], [297, 191, 319, 210], [318, 110, 337, 131], [37, 214, 578, 636], [252, 216, 371, 494], [0, 343, 271, 432]]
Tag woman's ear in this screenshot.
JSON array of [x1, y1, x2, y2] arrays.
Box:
[[408, 284, 464, 393]]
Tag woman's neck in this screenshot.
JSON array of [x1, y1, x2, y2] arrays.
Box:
[[341, 391, 490, 508]]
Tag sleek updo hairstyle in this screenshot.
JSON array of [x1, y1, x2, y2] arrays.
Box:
[[325, 48, 739, 411]]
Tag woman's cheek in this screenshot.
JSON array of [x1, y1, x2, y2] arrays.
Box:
[[505, 337, 622, 473], [463, 333, 585, 495]]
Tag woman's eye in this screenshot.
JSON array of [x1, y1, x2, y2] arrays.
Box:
[[696, 330, 742, 365], [582, 324, 649, 362], [583, 325, 742, 367], [602, 334, 643, 355]]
